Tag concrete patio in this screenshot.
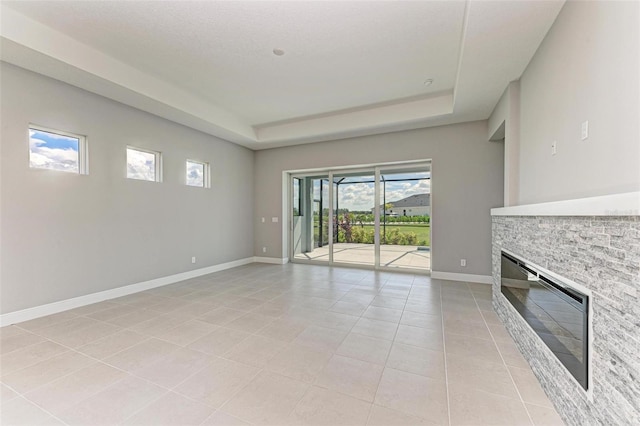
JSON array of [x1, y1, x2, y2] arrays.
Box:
[[294, 243, 430, 270]]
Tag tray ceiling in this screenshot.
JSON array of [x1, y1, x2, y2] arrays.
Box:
[[0, 1, 564, 149]]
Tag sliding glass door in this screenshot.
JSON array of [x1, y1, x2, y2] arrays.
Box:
[[292, 175, 330, 262], [331, 171, 376, 267], [290, 162, 431, 272], [378, 168, 431, 271]]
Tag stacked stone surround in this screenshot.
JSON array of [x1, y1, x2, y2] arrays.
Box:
[[492, 216, 639, 426]]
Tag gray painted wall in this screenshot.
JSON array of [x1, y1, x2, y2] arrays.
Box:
[[488, 81, 520, 207], [517, 0, 640, 204], [253, 121, 504, 276], [0, 63, 255, 314]]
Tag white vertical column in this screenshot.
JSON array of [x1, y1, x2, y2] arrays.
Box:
[[328, 171, 334, 264], [374, 167, 381, 269]]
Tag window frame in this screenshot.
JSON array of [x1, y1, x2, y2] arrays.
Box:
[[126, 145, 163, 183], [28, 124, 88, 175], [185, 159, 210, 188], [293, 177, 302, 216]]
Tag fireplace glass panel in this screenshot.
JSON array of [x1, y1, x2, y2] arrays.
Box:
[[500, 251, 589, 390]]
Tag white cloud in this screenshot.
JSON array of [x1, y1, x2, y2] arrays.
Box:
[[186, 161, 204, 187], [385, 179, 430, 203], [29, 137, 79, 173], [337, 182, 375, 211], [337, 177, 430, 211], [127, 148, 156, 181]]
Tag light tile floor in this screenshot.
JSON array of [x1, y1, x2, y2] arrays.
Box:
[[0, 263, 565, 426]]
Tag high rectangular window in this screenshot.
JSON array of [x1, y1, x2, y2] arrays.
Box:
[[29, 125, 87, 174], [186, 159, 209, 188], [127, 146, 162, 182]]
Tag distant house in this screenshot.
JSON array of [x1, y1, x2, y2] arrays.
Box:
[[374, 193, 431, 217]]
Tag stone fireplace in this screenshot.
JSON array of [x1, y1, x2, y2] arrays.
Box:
[[491, 194, 639, 425], [500, 250, 590, 391]]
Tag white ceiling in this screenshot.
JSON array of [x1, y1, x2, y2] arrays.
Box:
[[0, 1, 565, 149]]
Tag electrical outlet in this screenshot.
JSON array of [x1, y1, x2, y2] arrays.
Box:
[[261, 217, 265, 223], [262, 247, 267, 253], [581, 120, 589, 140], [191, 257, 196, 264], [460, 259, 466, 267], [272, 217, 279, 223], [551, 140, 557, 156]]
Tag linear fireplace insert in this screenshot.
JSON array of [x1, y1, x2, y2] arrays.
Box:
[[500, 250, 590, 391]]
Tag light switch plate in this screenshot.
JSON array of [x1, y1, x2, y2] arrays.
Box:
[[581, 121, 589, 140]]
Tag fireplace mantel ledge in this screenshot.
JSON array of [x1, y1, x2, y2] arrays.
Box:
[[491, 191, 640, 217]]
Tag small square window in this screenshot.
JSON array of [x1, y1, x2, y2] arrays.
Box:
[[186, 160, 210, 188], [127, 146, 162, 182], [29, 125, 87, 174]]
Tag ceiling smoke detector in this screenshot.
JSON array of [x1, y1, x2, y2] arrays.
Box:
[[273, 48, 285, 56], [423, 79, 434, 86]]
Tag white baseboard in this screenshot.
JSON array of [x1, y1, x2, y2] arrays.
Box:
[[1, 259, 489, 327], [253, 257, 289, 265], [431, 271, 493, 285], [0, 257, 255, 327]]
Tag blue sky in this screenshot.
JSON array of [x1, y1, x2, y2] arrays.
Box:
[[29, 129, 80, 172], [30, 130, 79, 151]]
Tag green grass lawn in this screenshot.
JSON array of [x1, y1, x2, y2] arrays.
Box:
[[359, 224, 430, 246]]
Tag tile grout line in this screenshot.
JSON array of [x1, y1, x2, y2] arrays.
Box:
[[4, 266, 468, 425], [470, 284, 537, 426], [3, 327, 222, 424], [176, 270, 388, 424], [279, 274, 414, 424], [216, 367, 304, 426], [187, 276, 384, 424], [1, 332, 151, 426], [117, 388, 172, 425], [10, 393, 71, 426], [211, 276, 386, 425], [366, 276, 424, 424], [442, 282, 453, 426], [76, 331, 269, 425]]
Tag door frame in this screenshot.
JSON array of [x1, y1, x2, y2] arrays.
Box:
[[286, 160, 432, 274]]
